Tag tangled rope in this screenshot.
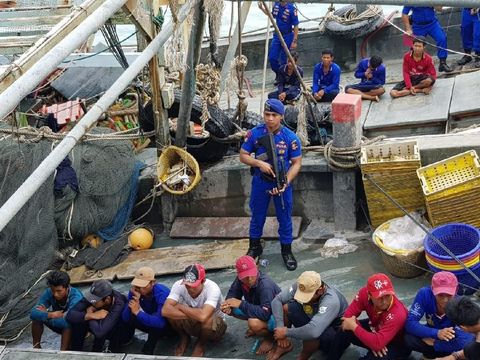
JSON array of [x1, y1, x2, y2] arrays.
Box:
[[305, 136, 386, 170], [0, 126, 155, 143], [319, 4, 382, 33], [165, 1, 194, 73], [295, 93, 310, 147], [203, 0, 224, 67], [226, 55, 249, 127], [195, 63, 221, 126]]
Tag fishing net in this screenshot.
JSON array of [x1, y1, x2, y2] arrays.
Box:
[[0, 125, 138, 341]]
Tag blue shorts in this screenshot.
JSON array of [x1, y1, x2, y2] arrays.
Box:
[[232, 308, 276, 332]]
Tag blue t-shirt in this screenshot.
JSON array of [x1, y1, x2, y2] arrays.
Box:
[[272, 2, 299, 35], [241, 124, 302, 177], [122, 283, 170, 329], [405, 287, 474, 353], [312, 62, 341, 94], [402, 7, 438, 25], [354, 58, 386, 86], [30, 286, 83, 322]]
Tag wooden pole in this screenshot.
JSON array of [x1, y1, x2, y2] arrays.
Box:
[[175, 1, 205, 148]]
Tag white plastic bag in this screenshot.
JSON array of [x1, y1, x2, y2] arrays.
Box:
[[321, 237, 358, 258], [376, 212, 426, 251]]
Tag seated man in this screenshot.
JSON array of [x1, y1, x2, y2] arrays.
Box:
[[269, 271, 348, 360], [327, 273, 411, 360], [121, 266, 171, 355], [312, 49, 341, 102], [405, 271, 474, 359], [391, 36, 437, 98], [345, 55, 386, 102], [268, 52, 304, 104], [162, 263, 227, 357], [67, 279, 133, 353], [441, 296, 480, 360], [221, 255, 281, 355], [30, 270, 83, 350]]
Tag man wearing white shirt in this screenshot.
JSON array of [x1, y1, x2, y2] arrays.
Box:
[[162, 263, 227, 357]]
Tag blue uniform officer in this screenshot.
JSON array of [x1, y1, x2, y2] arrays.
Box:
[[402, 6, 452, 72], [259, 1, 299, 75], [240, 99, 302, 271], [458, 8, 480, 67]]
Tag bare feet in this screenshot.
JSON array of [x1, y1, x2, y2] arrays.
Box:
[[191, 341, 205, 357], [266, 343, 294, 360], [174, 335, 190, 356], [422, 87, 432, 95], [373, 95, 380, 102], [256, 338, 274, 355]]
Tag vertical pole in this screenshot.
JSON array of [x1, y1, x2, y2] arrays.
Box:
[[331, 93, 363, 231], [355, 4, 368, 62], [175, 1, 205, 148]]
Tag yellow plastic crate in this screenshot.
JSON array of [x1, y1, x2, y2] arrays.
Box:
[[417, 151, 480, 227], [417, 150, 480, 200], [361, 141, 425, 228]]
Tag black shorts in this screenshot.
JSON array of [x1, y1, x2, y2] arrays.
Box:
[[392, 74, 435, 91], [345, 84, 383, 92]]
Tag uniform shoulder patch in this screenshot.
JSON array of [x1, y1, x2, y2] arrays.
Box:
[[291, 139, 298, 151], [244, 130, 253, 142]]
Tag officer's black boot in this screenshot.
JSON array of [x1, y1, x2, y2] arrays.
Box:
[[281, 243, 297, 271], [457, 50, 472, 66], [438, 59, 453, 73], [474, 53, 480, 68], [246, 238, 263, 259]]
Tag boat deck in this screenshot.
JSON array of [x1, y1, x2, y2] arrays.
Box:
[[5, 229, 430, 360]]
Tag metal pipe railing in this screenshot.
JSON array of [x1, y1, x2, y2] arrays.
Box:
[[226, 1, 480, 8]]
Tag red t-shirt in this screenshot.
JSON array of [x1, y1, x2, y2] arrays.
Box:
[[402, 51, 437, 89], [344, 287, 408, 352]]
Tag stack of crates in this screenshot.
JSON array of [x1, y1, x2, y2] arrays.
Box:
[[361, 141, 425, 228], [417, 150, 480, 227]]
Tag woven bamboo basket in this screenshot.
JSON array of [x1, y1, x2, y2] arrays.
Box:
[[361, 141, 425, 228], [372, 218, 428, 278], [157, 146, 201, 195]]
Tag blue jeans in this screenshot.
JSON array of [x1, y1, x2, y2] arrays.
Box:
[[269, 32, 294, 74], [249, 175, 293, 245], [232, 308, 276, 332], [413, 20, 448, 59]]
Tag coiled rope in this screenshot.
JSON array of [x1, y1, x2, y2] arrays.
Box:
[[305, 136, 386, 170], [0, 126, 154, 143]]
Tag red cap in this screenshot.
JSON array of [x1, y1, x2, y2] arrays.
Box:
[[182, 263, 206, 288], [236, 255, 258, 280], [432, 271, 458, 296], [367, 273, 395, 298]]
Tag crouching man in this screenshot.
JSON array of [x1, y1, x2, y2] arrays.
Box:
[[221, 255, 281, 355], [327, 273, 411, 360], [66, 279, 133, 352], [268, 271, 348, 360], [404, 272, 474, 359], [121, 266, 172, 355], [162, 263, 227, 357], [30, 270, 83, 350], [438, 296, 480, 360]]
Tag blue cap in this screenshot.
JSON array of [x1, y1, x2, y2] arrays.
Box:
[[264, 99, 285, 116]]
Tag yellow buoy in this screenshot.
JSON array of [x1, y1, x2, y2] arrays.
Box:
[[128, 228, 154, 250], [81, 234, 103, 249]]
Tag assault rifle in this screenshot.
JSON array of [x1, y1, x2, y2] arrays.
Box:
[[257, 132, 287, 209]]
